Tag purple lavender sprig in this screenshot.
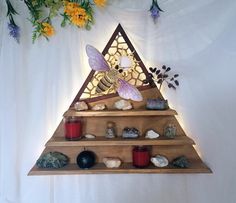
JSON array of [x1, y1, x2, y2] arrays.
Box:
[[149, 0, 163, 23], [6, 0, 20, 43], [8, 19, 20, 43]]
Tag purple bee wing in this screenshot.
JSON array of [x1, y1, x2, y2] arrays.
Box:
[[86, 45, 110, 71], [117, 79, 143, 102]]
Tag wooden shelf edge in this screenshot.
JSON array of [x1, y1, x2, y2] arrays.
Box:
[[28, 162, 212, 176], [63, 109, 177, 117], [46, 136, 195, 147]]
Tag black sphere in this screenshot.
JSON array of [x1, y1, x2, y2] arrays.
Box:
[[76, 150, 96, 169]]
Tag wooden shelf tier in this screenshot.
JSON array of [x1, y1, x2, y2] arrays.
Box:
[[28, 161, 212, 175], [46, 136, 195, 147], [64, 109, 177, 117]]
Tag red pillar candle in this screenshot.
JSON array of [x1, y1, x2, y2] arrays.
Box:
[[64, 117, 82, 141], [132, 146, 150, 168]]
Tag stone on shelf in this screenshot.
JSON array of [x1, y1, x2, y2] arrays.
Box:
[[164, 124, 176, 139], [92, 103, 106, 111], [74, 101, 88, 111], [36, 152, 69, 169], [114, 99, 132, 110], [103, 157, 122, 168], [146, 98, 168, 110], [171, 156, 190, 168], [84, 134, 96, 139], [145, 130, 160, 139], [122, 127, 140, 138], [151, 155, 169, 167]]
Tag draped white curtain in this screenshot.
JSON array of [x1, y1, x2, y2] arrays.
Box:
[[1, 0, 236, 202]]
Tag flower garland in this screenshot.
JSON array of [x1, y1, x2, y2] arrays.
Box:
[[5, 0, 163, 43], [4, 0, 106, 43]]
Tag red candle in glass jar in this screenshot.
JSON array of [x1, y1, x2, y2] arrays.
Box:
[[64, 117, 82, 141], [132, 146, 150, 168]]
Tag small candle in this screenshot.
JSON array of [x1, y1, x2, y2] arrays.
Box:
[[64, 117, 82, 141], [132, 146, 150, 168]]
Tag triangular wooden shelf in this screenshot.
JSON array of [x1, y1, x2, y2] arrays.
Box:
[[29, 24, 211, 175]]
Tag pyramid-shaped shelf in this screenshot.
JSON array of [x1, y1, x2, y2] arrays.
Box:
[[29, 24, 211, 175]]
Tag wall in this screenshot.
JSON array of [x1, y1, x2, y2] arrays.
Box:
[[0, 0, 236, 203]]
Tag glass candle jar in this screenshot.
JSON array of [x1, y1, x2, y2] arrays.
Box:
[[64, 117, 82, 141], [132, 146, 150, 168]]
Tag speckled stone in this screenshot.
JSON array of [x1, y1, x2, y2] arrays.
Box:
[[164, 124, 176, 139], [122, 127, 140, 138], [146, 98, 168, 110], [171, 156, 190, 168], [36, 152, 69, 169]]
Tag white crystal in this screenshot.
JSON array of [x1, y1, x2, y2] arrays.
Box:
[[91, 103, 106, 111], [103, 157, 121, 168], [151, 155, 169, 167], [74, 101, 88, 111], [145, 130, 160, 139], [84, 134, 96, 139], [114, 100, 132, 110]]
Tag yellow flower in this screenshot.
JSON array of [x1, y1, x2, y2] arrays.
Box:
[[64, 2, 89, 27], [42, 23, 55, 37], [70, 8, 88, 27], [94, 0, 106, 7], [64, 2, 78, 16]]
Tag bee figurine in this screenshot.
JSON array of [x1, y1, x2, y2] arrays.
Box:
[[86, 45, 143, 102]]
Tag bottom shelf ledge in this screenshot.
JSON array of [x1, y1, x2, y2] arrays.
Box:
[[28, 161, 212, 175]]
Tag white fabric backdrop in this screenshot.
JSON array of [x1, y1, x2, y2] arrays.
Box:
[[1, 0, 236, 202]]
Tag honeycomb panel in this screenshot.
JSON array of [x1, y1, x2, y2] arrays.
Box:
[[81, 33, 147, 99]]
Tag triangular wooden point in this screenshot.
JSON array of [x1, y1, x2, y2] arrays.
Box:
[[71, 24, 154, 106]]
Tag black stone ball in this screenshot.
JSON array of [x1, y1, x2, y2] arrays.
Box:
[[76, 150, 96, 169]]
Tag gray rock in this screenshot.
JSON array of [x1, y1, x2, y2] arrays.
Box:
[[164, 124, 176, 139], [146, 98, 168, 110], [92, 103, 106, 110], [36, 152, 69, 169], [145, 130, 160, 139], [122, 127, 140, 138], [171, 156, 190, 168], [151, 155, 169, 167], [114, 100, 132, 110], [74, 101, 88, 111], [84, 134, 96, 139], [103, 157, 122, 168]]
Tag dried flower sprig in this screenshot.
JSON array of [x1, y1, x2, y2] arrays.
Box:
[[5, 0, 20, 43], [143, 65, 179, 91], [149, 0, 163, 23]]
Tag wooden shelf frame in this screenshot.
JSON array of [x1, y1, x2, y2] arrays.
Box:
[[28, 24, 212, 176], [63, 109, 177, 117], [46, 136, 195, 147], [29, 161, 212, 175]]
